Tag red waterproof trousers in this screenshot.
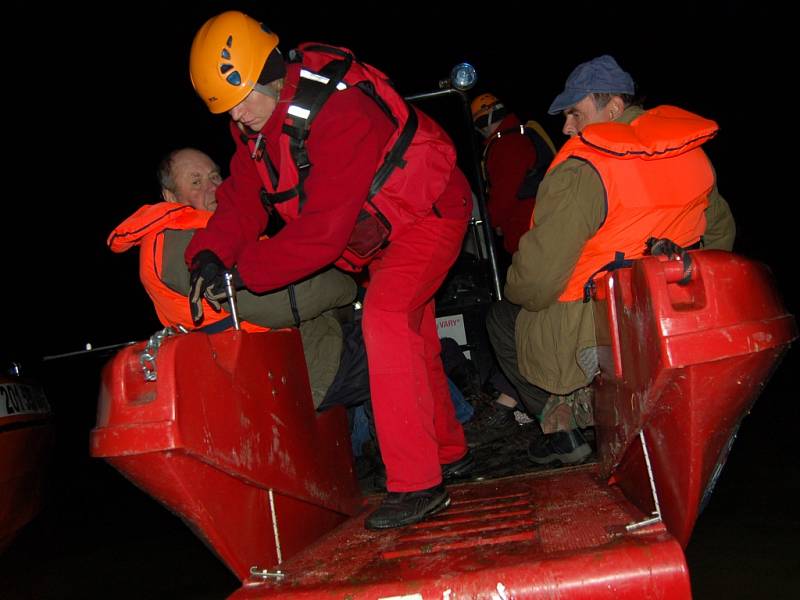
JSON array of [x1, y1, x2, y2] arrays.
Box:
[[363, 212, 468, 492]]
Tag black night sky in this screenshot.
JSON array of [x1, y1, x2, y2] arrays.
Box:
[[5, 1, 789, 355], [2, 1, 797, 598]]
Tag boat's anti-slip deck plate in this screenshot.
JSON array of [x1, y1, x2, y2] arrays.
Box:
[[232, 465, 691, 599]]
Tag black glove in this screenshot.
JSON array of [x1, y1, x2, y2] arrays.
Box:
[[204, 267, 245, 304], [188, 250, 227, 325]]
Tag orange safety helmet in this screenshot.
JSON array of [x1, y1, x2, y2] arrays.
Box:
[[470, 93, 501, 122], [190, 11, 280, 114]]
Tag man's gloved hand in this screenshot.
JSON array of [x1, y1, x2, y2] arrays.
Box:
[[188, 250, 227, 325], [203, 267, 245, 305]]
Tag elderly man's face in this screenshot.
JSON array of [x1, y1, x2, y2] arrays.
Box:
[[167, 149, 222, 211], [562, 95, 615, 137]]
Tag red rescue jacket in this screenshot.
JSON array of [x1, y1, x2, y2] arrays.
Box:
[[248, 43, 460, 271]]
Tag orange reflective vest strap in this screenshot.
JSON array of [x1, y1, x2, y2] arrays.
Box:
[[108, 203, 266, 333], [250, 44, 456, 271], [545, 106, 717, 302]]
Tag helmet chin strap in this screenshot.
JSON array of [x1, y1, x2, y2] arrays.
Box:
[[486, 108, 496, 131], [473, 108, 497, 138], [487, 103, 505, 131]]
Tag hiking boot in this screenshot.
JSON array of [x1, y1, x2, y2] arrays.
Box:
[[364, 484, 450, 530], [441, 448, 474, 483], [464, 402, 520, 447], [527, 428, 591, 466]]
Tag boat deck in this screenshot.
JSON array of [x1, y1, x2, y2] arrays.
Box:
[[232, 463, 689, 599]]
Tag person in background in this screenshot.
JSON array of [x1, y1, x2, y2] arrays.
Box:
[[471, 93, 555, 258], [466, 94, 557, 448], [485, 55, 735, 465]]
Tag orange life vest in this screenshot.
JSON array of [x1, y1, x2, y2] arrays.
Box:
[[108, 203, 266, 332], [545, 105, 717, 302]]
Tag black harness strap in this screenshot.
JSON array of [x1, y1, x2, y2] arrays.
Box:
[[263, 152, 281, 190], [260, 51, 353, 213], [198, 315, 235, 334], [646, 237, 700, 285], [582, 251, 634, 303], [355, 80, 398, 128], [240, 130, 292, 225], [581, 238, 703, 302], [287, 284, 302, 327], [258, 45, 418, 229], [517, 125, 556, 200], [368, 106, 417, 200]]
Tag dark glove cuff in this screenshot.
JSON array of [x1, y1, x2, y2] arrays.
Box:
[[191, 250, 225, 278]]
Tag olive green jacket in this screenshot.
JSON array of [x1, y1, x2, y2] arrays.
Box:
[[505, 106, 736, 394], [163, 229, 357, 407]]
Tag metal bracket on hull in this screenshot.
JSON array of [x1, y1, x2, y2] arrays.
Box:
[[249, 567, 285, 581], [246, 490, 287, 582], [625, 430, 663, 532]]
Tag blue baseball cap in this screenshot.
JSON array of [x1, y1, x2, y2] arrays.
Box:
[[548, 55, 635, 115]]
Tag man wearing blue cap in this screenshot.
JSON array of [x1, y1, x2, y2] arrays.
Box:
[[485, 55, 735, 465]]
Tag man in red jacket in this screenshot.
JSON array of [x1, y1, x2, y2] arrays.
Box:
[[184, 11, 474, 529]]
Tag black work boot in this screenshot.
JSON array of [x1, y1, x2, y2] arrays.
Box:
[[441, 448, 474, 483], [527, 428, 591, 466], [364, 484, 450, 530], [463, 402, 520, 447]]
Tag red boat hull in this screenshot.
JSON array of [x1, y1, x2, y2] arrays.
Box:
[[0, 378, 54, 552], [593, 251, 797, 546], [91, 251, 795, 597], [91, 329, 362, 580]]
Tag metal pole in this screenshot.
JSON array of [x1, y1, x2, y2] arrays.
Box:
[[404, 87, 503, 301], [42, 341, 138, 361], [224, 272, 241, 331], [404, 88, 459, 102], [456, 92, 503, 300]]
